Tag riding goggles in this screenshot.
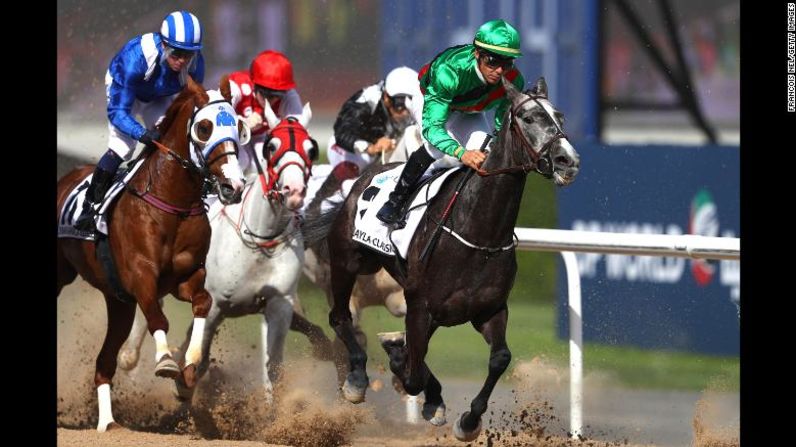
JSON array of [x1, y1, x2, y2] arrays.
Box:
[[166, 46, 197, 61], [479, 51, 514, 70], [389, 94, 412, 112]]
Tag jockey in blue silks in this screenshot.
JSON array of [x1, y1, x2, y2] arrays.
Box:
[[75, 10, 206, 232]]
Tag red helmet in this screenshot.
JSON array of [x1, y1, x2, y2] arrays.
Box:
[[250, 50, 296, 91]]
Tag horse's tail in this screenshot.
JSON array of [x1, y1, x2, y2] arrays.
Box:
[[301, 202, 344, 248]]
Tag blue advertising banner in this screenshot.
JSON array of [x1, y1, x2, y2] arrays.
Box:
[[556, 143, 740, 355]]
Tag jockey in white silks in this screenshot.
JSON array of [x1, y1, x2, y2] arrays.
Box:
[[326, 66, 421, 179], [75, 10, 206, 233]]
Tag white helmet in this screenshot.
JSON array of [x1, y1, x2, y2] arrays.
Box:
[[384, 66, 420, 98]]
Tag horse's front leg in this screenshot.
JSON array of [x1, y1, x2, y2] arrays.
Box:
[[260, 294, 294, 403], [131, 274, 180, 380], [380, 324, 447, 427], [118, 298, 163, 371], [175, 266, 213, 388], [453, 306, 511, 442], [172, 300, 224, 402]]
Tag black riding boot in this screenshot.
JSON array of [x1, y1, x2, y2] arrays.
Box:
[[74, 166, 115, 232], [376, 146, 435, 225]]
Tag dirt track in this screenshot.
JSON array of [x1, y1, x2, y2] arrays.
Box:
[[57, 277, 740, 447]]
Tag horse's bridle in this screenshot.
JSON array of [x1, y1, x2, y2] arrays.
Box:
[[128, 98, 242, 216], [255, 117, 314, 202], [477, 93, 568, 179]]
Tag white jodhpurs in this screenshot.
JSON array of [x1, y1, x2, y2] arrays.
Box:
[[410, 92, 492, 171], [106, 71, 177, 160], [325, 136, 374, 172]]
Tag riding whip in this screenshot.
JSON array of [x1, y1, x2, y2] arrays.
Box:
[[419, 134, 492, 262]]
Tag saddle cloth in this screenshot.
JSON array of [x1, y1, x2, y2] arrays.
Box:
[[352, 164, 461, 259], [57, 159, 146, 241]]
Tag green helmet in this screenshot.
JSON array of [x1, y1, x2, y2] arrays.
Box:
[[473, 19, 522, 58]]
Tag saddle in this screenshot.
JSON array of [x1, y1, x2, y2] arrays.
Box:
[[352, 165, 462, 259], [57, 160, 145, 241]]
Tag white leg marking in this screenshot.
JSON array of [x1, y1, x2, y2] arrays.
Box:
[[153, 329, 169, 362], [184, 317, 206, 366], [96, 383, 115, 432]]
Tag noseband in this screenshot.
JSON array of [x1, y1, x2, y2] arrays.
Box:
[[256, 117, 313, 201], [478, 94, 568, 178]]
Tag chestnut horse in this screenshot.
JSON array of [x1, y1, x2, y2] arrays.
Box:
[[56, 76, 247, 432], [318, 77, 580, 441]]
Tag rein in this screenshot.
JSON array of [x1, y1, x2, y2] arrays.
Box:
[[126, 99, 241, 218], [217, 179, 301, 252], [476, 95, 567, 179]]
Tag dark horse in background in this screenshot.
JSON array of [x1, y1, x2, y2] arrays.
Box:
[[56, 76, 247, 432], [315, 76, 580, 441]]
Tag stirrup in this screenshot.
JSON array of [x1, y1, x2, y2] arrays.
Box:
[[74, 206, 97, 232], [376, 201, 405, 226]]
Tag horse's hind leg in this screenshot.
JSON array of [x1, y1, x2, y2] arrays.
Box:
[[56, 243, 78, 297], [453, 306, 511, 442], [328, 261, 369, 403], [94, 293, 137, 432]]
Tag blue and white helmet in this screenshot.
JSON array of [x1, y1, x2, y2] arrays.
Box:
[[160, 11, 203, 51]]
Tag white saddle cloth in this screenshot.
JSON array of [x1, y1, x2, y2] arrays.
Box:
[[352, 164, 461, 259]]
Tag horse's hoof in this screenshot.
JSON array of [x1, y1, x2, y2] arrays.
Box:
[[182, 363, 198, 388], [453, 412, 482, 442], [172, 376, 195, 402], [117, 350, 138, 371], [342, 377, 367, 404], [377, 331, 405, 348], [97, 420, 122, 433], [423, 402, 447, 426], [155, 354, 180, 379]]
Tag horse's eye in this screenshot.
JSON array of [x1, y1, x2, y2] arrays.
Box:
[[522, 115, 534, 124]]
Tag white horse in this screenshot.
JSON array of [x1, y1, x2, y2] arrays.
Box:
[[118, 99, 332, 402]]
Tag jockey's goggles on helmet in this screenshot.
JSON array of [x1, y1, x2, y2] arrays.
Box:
[[256, 86, 287, 100], [389, 94, 411, 112], [166, 46, 197, 61], [479, 51, 514, 70]]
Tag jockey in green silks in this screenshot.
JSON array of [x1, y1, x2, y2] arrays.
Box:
[[376, 19, 526, 225]]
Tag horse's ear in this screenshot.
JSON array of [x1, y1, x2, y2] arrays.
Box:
[[297, 102, 312, 128], [529, 77, 548, 98], [501, 76, 522, 102], [262, 98, 280, 129], [219, 74, 232, 103]]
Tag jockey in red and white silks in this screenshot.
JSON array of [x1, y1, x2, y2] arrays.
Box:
[[225, 50, 304, 176]]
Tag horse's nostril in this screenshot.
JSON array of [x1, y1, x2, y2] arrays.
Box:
[[555, 156, 571, 167]]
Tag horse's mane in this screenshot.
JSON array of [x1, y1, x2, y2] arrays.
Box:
[[156, 77, 209, 136]]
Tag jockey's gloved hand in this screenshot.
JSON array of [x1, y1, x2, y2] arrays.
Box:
[[243, 112, 264, 132], [138, 129, 161, 145]]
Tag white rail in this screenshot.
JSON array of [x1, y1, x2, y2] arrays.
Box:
[[512, 227, 739, 438]]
